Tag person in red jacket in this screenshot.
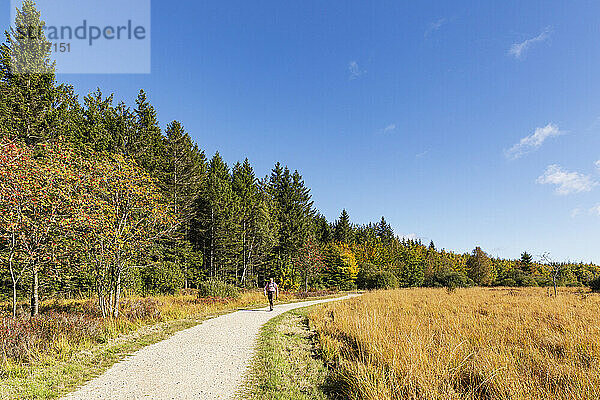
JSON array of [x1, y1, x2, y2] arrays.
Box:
[[264, 278, 279, 311]]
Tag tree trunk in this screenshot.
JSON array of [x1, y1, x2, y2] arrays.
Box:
[[9, 245, 18, 318], [98, 285, 107, 318], [13, 280, 18, 318], [113, 265, 122, 318], [30, 263, 39, 317], [210, 208, 214, 278]]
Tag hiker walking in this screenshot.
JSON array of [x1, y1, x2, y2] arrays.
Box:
[[264, 278, 279, 311]]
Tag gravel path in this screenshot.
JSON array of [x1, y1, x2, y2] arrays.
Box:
[[63, 295, 357, 400]]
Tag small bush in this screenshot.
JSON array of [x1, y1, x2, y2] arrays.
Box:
[[589, 277, 600, 292], [0, 313, 102, 363], [120, 298, 163, 321], [197, 279, 240, 299], [140, 261, 184, 295], [356, 264, 398, 290], [499, 278, 517, 287], [497, 269, 538, 287], [372, 271, 399, 289], [356, 263, 378, 289], [427, 270, 470, 290]]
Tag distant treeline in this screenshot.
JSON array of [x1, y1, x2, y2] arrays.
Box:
[[1, 2, 599, 318]]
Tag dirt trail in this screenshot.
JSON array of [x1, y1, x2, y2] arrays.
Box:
[[62, 295, 356, 400]]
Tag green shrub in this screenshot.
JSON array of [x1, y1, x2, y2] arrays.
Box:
[[140, 261, 184, 295], [589, 277, 600, 292], [356, 264, 398, 290], [356, 263, 378, 289], [197, 279, 240, 299], [372, 271, 399, 289], [426, 270, 470, 290], [499, 278, 517, 287], [497, 269, 538, 287]]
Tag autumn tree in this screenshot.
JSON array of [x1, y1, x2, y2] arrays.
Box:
[[75, 153, 174, 318], [0, 139, 32, 316], [294, 235, 325, 292], [0, 139, 78, 316], [466, 247, 494, 286], [322, 243, 358, 289]]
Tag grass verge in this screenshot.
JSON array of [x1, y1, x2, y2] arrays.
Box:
[[239, 307, 330, 400]]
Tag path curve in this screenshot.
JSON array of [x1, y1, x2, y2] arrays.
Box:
[[63, 295, 357, 400]]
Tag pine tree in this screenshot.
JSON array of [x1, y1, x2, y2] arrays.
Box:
[[161, 121, 206, 287], [520, 251, 533, 273], [164, 121, 206, 223], [0, 0, 56, 143], [131, 90, 166, 176], [376, 216, 394, 242], [267, 163, 315, 287], [313, 213, 332, 245], [191, 153, 237, 281], [232, 159, 263, 285], [334, 209, 354, 244]]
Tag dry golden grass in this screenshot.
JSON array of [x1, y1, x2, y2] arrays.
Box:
[[309, 287, 600, 400]]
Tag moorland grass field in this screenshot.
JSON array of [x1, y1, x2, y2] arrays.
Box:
[[309, 287, 600, 400]]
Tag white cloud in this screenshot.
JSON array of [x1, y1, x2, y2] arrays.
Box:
[[425, 18, 446, 37], [383, 124, 396, 133], [505, 123, 562, 159], [537, 165, 597, 195], [348, 61, 366, 80], [509, 27, 551, 59], [595, 160, 600, 172], [590, 205, 600, 217], [416, 150, 429, 158], [571, 208, 583, 218]]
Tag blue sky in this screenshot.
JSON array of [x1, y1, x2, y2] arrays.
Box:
[[3, 1, 600, 262]]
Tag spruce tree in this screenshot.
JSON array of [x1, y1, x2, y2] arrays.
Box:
[[164, 120, 206, 222], [162, 121, 206, 287], [232, 159, 271, 285], [131, 90, 166, 176], [267, 163, 315, 287], [0, 0, 56, 143], [191, 153, 237, 281], [313, 213, 332, 244], [520, 251, 533, 273], [376, 216, 394, 242], [334, 209, 354, 244], [82, 89, 118, 151]]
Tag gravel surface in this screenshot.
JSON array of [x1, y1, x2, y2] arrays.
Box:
[[62, 295, 357, 400]]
